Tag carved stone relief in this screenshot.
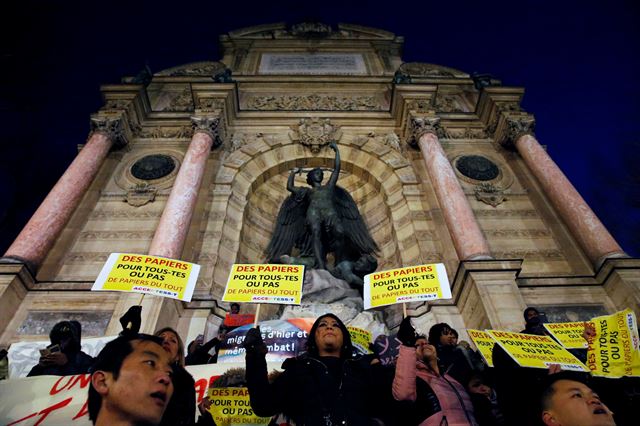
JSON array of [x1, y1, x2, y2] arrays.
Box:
[[244, 94, 383, 111], [474, 182, 506, 207], [289, 118, 343, 153], [124, 183, 158, 207], [134, 126, 193, 139], [155, 61, 228, 77], [196, 98, 226, 111], [444, 127, 488, 139], [399, 62, 468, 78], [162, 87, 195, 112]]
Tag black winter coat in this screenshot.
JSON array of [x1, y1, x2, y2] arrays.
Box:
[[160, 363, 196, 426], [246, 352, 386, 426]]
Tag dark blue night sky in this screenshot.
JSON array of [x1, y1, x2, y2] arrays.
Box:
[[1, 0, 638, 257]]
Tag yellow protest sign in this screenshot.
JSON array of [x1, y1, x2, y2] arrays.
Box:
[[467, 329, 495, 367], [543, 322, 589, 349], [363, 264, 451, 309], [208, 387, 271, 425], [222, 264, 304, 305], [487, 330, 588, 372], [586, 309, 640, 377], [92, 253, 200, 302], [348, 326, 373, 354]]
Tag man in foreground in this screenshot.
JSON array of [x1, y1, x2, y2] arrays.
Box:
[[540, 374, 616, 426], [88, 334, 174, 426]]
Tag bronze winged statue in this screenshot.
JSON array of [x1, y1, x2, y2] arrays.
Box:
[[265, 142, 378, 285]]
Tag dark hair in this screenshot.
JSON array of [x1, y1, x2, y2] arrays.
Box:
[[230, 303, 240, 310], [539, 372, 590, 413], [305, 313, 354, 359], [451, 328, 459, 339], [88, 334, 164, 423], [523, 307, 540, 321], [50, 320, 82, 353], [428, 323, 453, 346]]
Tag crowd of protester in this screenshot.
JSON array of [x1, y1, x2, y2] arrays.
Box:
[[6, 305, 639, 425]]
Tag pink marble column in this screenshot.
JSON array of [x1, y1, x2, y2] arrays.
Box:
[[4, 116, 127, 271], [148, 116, 220, 259], [505, 115, 626, 267], [411, 116, 492, 260]]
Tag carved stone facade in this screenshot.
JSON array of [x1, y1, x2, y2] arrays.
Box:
[[1, 22, 638, 355]]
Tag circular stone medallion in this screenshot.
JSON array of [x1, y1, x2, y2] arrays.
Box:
[[455, 155, 499, 181], [131, 154, 176, 180]]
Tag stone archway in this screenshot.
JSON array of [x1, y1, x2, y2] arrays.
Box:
[[207, 136, 430, 305]]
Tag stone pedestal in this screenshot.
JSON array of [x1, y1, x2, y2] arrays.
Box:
[[0, 263, 32, 341], [601, 258, 640, 317], [280, 269, 387, 337], [454, 260, 526, 331]]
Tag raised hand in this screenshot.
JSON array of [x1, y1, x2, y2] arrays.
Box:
[[242, 327, 268, 356], [397, 317, 417, 347]]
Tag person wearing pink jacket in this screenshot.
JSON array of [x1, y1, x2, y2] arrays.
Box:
[[393, 317, 478, 426]]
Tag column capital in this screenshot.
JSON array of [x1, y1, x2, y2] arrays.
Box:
[[406, 113, 442, 148], [190, 115, 223, 148], [90, 114, 129, 149], [502, 113, 536, 148]]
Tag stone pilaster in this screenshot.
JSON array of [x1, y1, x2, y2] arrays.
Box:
[[501, 114, 626, 268], [408, 114, 492, 261], [3, 115, 127, 272]]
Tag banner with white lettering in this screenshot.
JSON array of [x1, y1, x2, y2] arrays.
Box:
[[0, 362, 283, 425]]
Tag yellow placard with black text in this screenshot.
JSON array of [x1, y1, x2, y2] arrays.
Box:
[[586, 309, 640, 377], [208, 387, 271, 425], [543, 322, 589, 349], [92, 253, 200, 302], [222, 264, 304, 305], [348, 326, 373, 354], [487, 330, 588, 372], [467, 329, 495, 367], [363, 264, 451, 309]]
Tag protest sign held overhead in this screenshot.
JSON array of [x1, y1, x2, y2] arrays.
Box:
[[208, 387, 271, 425], [363, 263, 451, 309], [487, 330, 588, 372], [586, 309, 640, 377], [467, 329, 495, 367], [543, 321, 590, 349], [223, 313, 256, 328], [223, 264, 304, 305], [92, 253, 200, 302]]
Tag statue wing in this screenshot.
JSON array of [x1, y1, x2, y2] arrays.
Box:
[[265, 189, 309, 262], [334, 186, 379, 255]]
